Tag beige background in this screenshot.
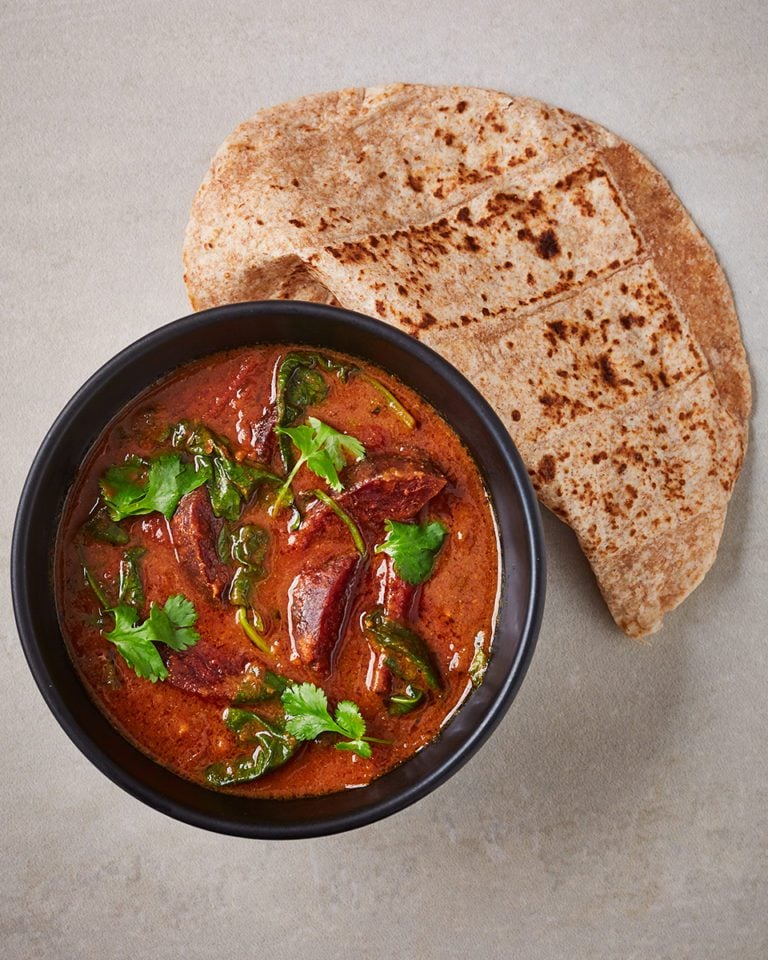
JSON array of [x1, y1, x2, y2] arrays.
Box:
[[1, 1, 766, 957]]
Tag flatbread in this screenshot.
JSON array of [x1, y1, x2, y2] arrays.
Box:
[[183, 84, 751, 637]]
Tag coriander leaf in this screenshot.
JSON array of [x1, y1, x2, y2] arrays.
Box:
[[100, 453, 209, 522], [306, 417, 365, 470], [104, 603, 169, 682], [334, 700, 366, 740], [374, 519, 448, 585], [272, 418, 366, 515], [163, 593, 197, 629], [142, 454, 206, 518], [280, 682, 383, 759], [305, 448, 343, 492], [102, 594, 200, 680], [281, 682, 335, 740], [334, 739, 372, 759], [277, 424, 316, 459]]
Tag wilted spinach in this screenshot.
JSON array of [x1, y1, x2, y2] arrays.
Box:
[[204, 708, 297, 787], [170, 421, 279, 521]]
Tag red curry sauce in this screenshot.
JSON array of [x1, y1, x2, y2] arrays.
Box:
[[55, 346, 499, 798]]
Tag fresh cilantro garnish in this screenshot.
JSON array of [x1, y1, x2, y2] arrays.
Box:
[[274, 353, 414, 472], [281, 682, 386, 759], [272, 417, 365, 514], [275, 352, 354, 470], [100, 453, 209, 522], [103, 594, 200, 682], [374, 519, 448, 585]]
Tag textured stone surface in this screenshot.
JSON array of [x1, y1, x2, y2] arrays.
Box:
[[1, 1, 766, 957]]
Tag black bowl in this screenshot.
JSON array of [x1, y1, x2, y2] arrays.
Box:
[[11, 300, 545, 838]]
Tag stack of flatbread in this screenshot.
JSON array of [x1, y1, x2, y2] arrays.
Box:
[[183, 84, 751, 638]]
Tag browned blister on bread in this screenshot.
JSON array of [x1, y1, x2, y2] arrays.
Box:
[[183, 84, 751, 637]]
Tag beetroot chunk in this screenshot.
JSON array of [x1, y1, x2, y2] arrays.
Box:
[[288, 553, 360, 673], [205, 354, 275, 461], [296, 456, 446, 547], [338, 456, 446, 526], [166, 641, 250, 703], [366, 556, 420, 695], [380, 555, 420, 623], [366, 649, 393, 696], [170, 488, 230, 598]]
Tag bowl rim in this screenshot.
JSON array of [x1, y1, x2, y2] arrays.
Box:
[[11, 299, 545, 838]]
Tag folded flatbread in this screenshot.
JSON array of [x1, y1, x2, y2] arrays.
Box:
[[183, 84, 751, 637]]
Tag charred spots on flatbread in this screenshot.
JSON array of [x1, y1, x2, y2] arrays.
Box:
[[619, 312, 646, 330], [406, 172, 425, 193], [536, 229, 561, 260], [183, 84, 751, 637], [537, 455, 557, 483], [597, 353, 618, 388]]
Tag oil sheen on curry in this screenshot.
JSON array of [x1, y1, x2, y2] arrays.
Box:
[[56, 346, 499, 798]]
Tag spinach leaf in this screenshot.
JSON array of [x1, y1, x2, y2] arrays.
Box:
[[170, 421, 279, 521], [205, 709, 297, 787], [232, 668, 289, 705], [220, 524, 269, 607], [388, 684, 424, 716], [84, 506, 130, 545], [469, 633, 489, 687], [363, 608, 442, 691], [117, 547, 145, 607], [235, 606, 270, 655]]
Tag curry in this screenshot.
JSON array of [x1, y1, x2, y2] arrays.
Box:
[[55, 345, 499, 798]]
